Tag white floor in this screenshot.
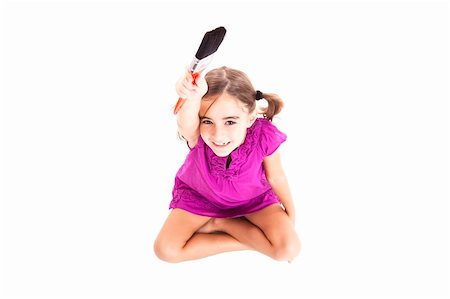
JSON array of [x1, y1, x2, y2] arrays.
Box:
[[1, 1, 448, 298]]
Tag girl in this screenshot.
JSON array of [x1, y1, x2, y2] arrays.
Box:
[[154, 66, 301, 263]]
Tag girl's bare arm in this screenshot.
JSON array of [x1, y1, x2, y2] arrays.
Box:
[[175, 70, 208, 148], [263, 150, 296, 223]]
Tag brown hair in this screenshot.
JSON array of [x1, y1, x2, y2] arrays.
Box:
[[203, 66, 284, 121]]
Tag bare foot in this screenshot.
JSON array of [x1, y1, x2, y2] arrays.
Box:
[[197, 218, 222, 233]]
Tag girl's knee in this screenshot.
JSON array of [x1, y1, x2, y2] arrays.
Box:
[[153, 238, 183, 263], [273, 236, 301, 262]]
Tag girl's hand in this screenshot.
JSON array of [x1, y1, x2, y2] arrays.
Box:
[[175, 69, 208, 101], [288, 212, 296, 225], [284, 207, 296, 225]]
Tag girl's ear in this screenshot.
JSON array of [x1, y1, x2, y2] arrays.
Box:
[[247, 112, 257, 128]]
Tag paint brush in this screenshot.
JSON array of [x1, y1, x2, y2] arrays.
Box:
[[173, 26, 227, 114]]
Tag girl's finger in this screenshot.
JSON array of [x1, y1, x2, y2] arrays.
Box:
[[181, 81, 194, 92]]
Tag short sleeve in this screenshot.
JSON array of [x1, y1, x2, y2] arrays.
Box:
[[258, 119, 287, 157]]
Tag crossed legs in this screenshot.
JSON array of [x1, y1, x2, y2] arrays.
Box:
[[153, 203, 301, 263]]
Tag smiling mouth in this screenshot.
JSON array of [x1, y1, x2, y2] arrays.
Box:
[[212, 141, 231, 147]]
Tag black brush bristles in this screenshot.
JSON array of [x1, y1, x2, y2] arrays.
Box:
[[195, 26, 227, 60]]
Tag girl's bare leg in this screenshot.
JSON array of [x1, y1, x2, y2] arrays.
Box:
[[201, 204, 301, 262], [153, 208, 249, 263]]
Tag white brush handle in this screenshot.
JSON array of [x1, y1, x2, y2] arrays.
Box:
[[189, 55, 215, 73]]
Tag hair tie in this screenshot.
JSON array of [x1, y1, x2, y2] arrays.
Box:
[[255, 90, 263, 101]]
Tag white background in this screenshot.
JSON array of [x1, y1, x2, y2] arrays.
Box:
[[1, 1, 448, 298]]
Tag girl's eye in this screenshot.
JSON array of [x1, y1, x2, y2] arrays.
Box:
[[225, 121, 236, 125], [201, 119, 213, 125]]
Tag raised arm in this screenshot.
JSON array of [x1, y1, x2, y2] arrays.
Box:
[[175, 70, 208, 148]]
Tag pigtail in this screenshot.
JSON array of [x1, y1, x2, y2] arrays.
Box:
[[204, 67, 285, 121], [260, 92, 284, 121]]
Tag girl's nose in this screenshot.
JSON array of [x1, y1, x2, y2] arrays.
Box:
[[212, 127, 226, 142]]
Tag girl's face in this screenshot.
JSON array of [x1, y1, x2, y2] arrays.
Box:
[[199, 93, 255, 157]]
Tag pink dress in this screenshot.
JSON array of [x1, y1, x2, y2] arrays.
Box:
[[169, 118, 287, 218]]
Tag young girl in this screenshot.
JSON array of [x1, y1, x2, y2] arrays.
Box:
[[154, 66, 301, 263]]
